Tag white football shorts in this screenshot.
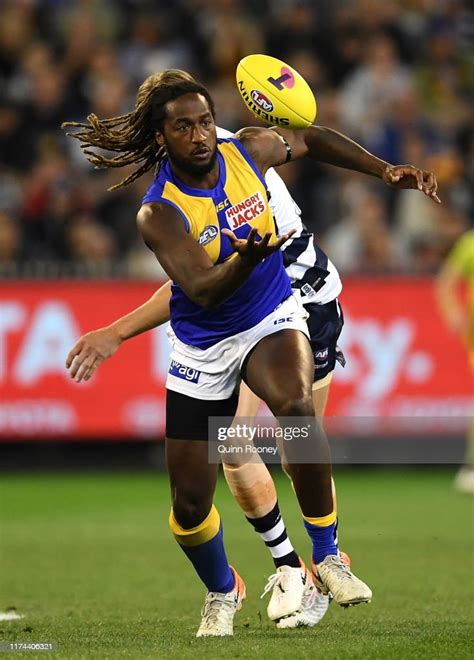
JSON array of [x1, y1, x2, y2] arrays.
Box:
[[166, 293, 309, 399]]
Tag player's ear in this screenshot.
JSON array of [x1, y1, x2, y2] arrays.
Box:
[[155, 131, 164, 148]]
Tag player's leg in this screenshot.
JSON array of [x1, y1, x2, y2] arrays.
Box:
[[454, 345, 474, 493], [244, 327, 371, 607], [166, 390, 245, 637], [276, 377, 336, 629], [222, 382, 301, 568], [280, 378, 332, 475], [278, 299, 345, 533], [306, 300, 346, 532], [222, 383, 272, 520], [245, 329, 332, 515], [222, 381, 308, 622]]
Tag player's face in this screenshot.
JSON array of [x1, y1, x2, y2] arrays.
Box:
[[158, 93, 218, 177]]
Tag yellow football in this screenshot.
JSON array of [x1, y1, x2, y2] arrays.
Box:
[[236, 54, 317, 129]]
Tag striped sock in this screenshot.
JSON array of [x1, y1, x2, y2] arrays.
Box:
[[169, 505, 234, 593], [303, 509, 338, 564], [246, 502, 300, 569]]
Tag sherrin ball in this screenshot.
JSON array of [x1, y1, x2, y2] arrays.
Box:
[[236, 54, 317, 129]]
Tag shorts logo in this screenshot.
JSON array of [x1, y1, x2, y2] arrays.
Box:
[[225, 191, 266, 230], [169, 360, 201, 383], [250, 89, 274, 112], [199, 225, 218, 246], [301, 283, 316, 298], [315, 348, 329, 361], [267, 67, 295, 91], [274, 317, 294, 325]]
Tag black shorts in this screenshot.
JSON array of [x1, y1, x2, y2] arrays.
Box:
[[305, 299, 345, 382], [166, 389, 239, 441]]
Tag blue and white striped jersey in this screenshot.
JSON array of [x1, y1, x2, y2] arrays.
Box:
[[217, 127, 342, 305]]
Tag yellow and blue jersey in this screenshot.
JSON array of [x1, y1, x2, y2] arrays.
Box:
[[142, 137, 292, 348]]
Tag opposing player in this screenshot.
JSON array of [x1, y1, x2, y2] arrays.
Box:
[[63, 70, 439, 637], [436, 229, 474, 493]]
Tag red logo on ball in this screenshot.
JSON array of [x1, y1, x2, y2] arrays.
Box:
[[250, 89, 274, 112]]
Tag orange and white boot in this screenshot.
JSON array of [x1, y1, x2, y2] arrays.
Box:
[[196, 567, 246, 637], [276, 551, 351, 629], [312, 550, 372, 607]]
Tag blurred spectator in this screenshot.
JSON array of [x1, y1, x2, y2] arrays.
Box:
[[119, 12, 193, 85], [339, 33, 414, 147], [127, 238, 168, 280], [194, 0, 264, 81], [66, 213, 117, 267], [0, 210, 23, 265], [324, 189, 404, 273], [403, 203, 469, 273], [0, 99, 33, 171]]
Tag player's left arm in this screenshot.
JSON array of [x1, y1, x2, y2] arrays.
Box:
[[236, 126, 440, 204]]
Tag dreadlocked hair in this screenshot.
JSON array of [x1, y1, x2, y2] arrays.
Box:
[[61, 70, 216, 191]]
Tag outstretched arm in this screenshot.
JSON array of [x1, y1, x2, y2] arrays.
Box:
[[66, 280, 172, 383], [236, 125, 440, 204]]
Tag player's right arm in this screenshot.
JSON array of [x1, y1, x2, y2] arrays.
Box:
[[136, 202, 294, 308], [66, 280, 172, 382], [235, 126, 441, 204]]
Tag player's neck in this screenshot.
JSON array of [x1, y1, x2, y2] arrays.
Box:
[[170, 160, 220, 190]]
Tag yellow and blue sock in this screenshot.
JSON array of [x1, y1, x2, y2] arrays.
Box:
[[303, 509, 338, 564], [169, 505, 234, 593]]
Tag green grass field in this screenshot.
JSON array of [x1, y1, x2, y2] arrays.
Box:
[[0, 469, 472, 659]]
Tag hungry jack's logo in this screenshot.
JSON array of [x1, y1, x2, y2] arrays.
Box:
[[225, 191, 266, 230]]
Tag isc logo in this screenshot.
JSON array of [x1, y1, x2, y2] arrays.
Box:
[[274, 317, 294, 325], [250, 89, 274, 112], [215, 199, 230, 213], [199, 225, 218, 246]]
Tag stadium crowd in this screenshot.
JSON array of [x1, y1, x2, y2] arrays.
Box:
[[0, 0, 472, 277]]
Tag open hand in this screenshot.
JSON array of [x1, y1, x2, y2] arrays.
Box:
[[383, 165, 441, 204], [222, 227, 296, 265], [66, 326, 122, 383]]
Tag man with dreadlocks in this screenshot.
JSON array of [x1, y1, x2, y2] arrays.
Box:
[[63, 70, 440, 637]]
